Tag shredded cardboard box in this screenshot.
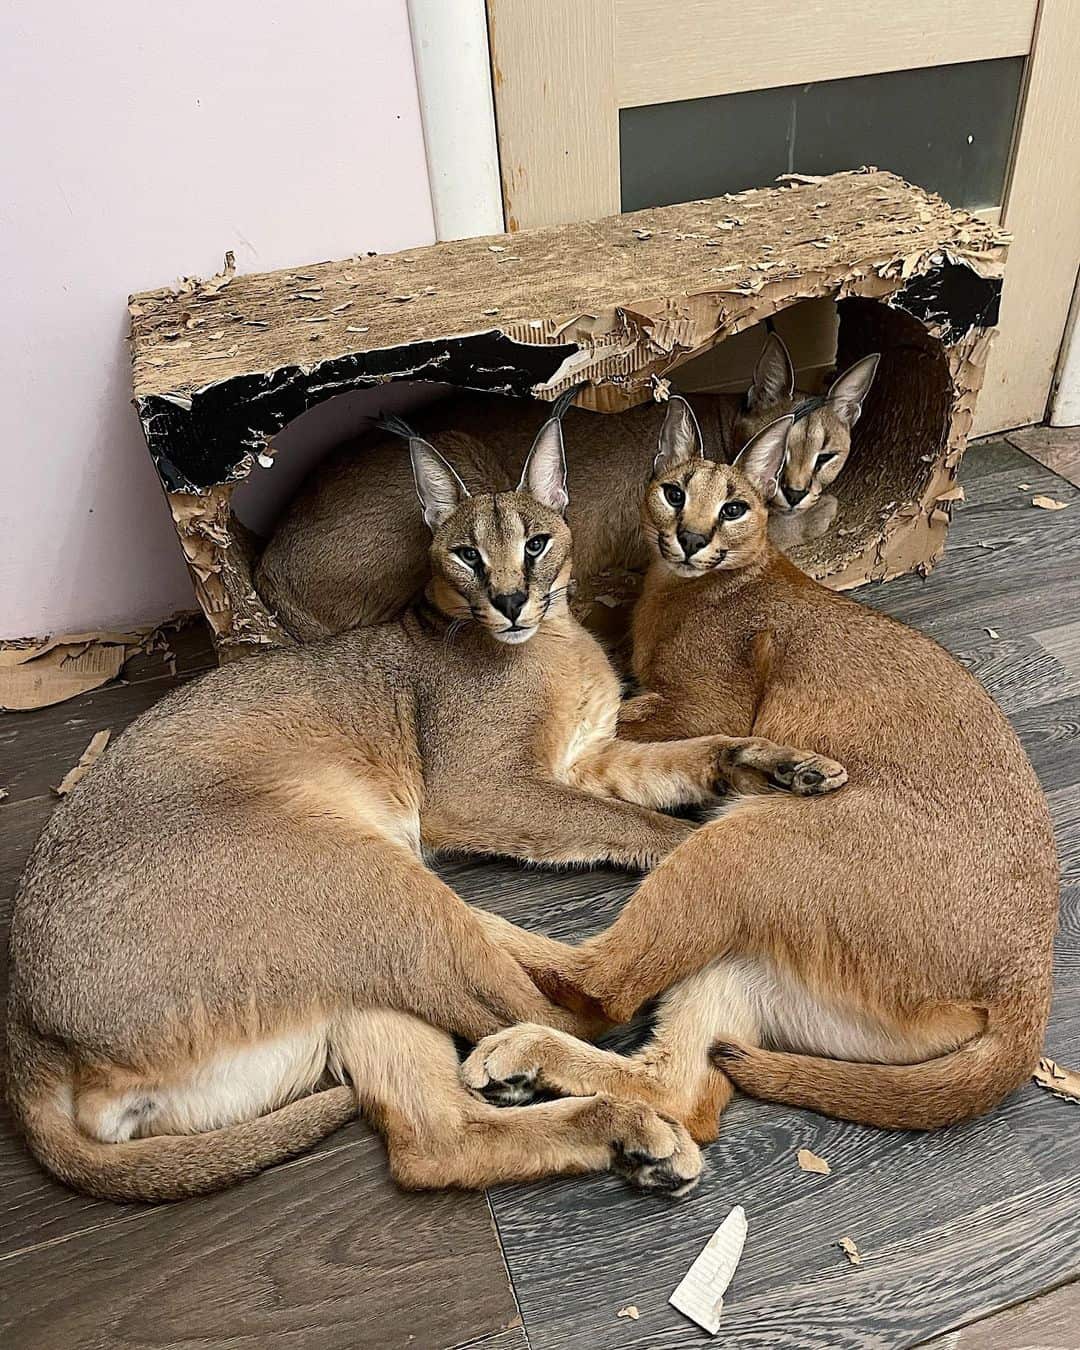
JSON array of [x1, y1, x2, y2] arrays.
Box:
[[127, 170, 1006, 655], [669, 1204, 748, 1335]]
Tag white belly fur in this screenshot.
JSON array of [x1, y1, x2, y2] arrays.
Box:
[[83, 1028, 333, 1142], [669, 956, 955, 1066]]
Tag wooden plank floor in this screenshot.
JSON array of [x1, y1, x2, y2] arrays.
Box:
[[1, 438, 1078, 1348]]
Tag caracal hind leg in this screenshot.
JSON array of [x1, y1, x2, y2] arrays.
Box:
[[463, 957, 763, 1144], [334, 1010, 702, 1196], [251, 815, 600, 1042], [564, 800, 801, 1023]]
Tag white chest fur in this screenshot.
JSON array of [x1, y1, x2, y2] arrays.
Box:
[[554, 667, 622, 781]]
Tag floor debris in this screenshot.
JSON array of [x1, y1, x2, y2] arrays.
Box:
[[616, 1305, 640, 1320], [797, 1148, 832, 1175], [836, 1236, 863, 1267], [984, 627, 1000, 639], [1031, 495, 1069, 511], [53, 730, 111, 797], [1033, 1056, 1080, 1104], [669, 1204, 747, 1335]]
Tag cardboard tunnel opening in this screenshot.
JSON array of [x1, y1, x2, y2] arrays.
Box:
[[128, 170, 1007, 653], [785, 296, 954, 580]]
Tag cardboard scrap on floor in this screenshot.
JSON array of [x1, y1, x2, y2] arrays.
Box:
[[616, 1305, 639, 1321], [53, 730, 111, 797], [836, 1236, 863, 1267], [1034, 1057, 1080, 1104], [1031, 495, 1069, 511], [669, 1204, 748, 1335], [797, 1148, 832, 1175], [0, 616, 190, 712]]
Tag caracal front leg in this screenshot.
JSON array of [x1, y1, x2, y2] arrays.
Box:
[[423, 778, 696, 871], [463, 957, 764, 1144], [572, 733, 847, 807]]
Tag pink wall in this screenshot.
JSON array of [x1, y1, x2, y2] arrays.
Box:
[[0, 0, 435, 638]]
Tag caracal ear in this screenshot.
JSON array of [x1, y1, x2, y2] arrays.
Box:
[[409, 438, 471, 532], [828, 353, 880, 427], [747, 331, 795, 411], [654, 395, 704, 475], [519, 415, 569, 514], [734, 414, 794, 499]]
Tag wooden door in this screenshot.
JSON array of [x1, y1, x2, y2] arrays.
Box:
[[486, 0, 1080, 434]]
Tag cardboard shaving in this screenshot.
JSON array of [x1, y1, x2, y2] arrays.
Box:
[[836, 1236, 863, 1267], [796, 1148, 831, 1175], [199, 250, 236, 297], [1034, 1057, 1080, 1104], [0, 787, 9, 803], [53, 730, 111, 797], [669, 1205, 747, 1336], [936, 484, 965, 503], [632, 228, 652, 240], [345, 325, 370, 333], [984, 627, 1000, 639], [1017, 482, 1031, 490], [1031, 495, 1069, 511], [616, 1306, 640, 1321]]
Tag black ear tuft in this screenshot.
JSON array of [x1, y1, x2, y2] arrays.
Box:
[[547, 381, 589, 423], [374, 412, 422, 443]]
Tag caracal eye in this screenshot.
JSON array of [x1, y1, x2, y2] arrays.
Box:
[[817, 449, 838, 467], [720, 499, 748, 521], [662, 483, 685, 508], [455, 545, 481, 566], [525, 534, 550, 558]]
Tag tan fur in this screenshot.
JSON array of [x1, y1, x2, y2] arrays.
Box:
[[254, 334, 866, 639], [465, 406, 1058, 1138], [6, 419, 844, 1203]]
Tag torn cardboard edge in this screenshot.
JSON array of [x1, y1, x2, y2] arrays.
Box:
[[0, 611, 201, 712], [53, 730, 111, 797], [127, 170, 1006, 655]]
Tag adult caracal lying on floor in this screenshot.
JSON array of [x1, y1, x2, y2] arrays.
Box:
[[464, 399, 1058, 1140], [255, 334, 877, 640], [6, 402, 845, 1203]]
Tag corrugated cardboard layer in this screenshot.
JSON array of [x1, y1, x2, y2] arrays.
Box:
[[127, 169, 1007, 652]]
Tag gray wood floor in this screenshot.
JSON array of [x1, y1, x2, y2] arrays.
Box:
[[1, 438, 1078, 1348]]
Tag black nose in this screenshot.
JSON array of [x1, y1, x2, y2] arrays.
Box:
[[676, 528, 709, 560], [784, 484, 810, 507], [491, 590, 528, 623]]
